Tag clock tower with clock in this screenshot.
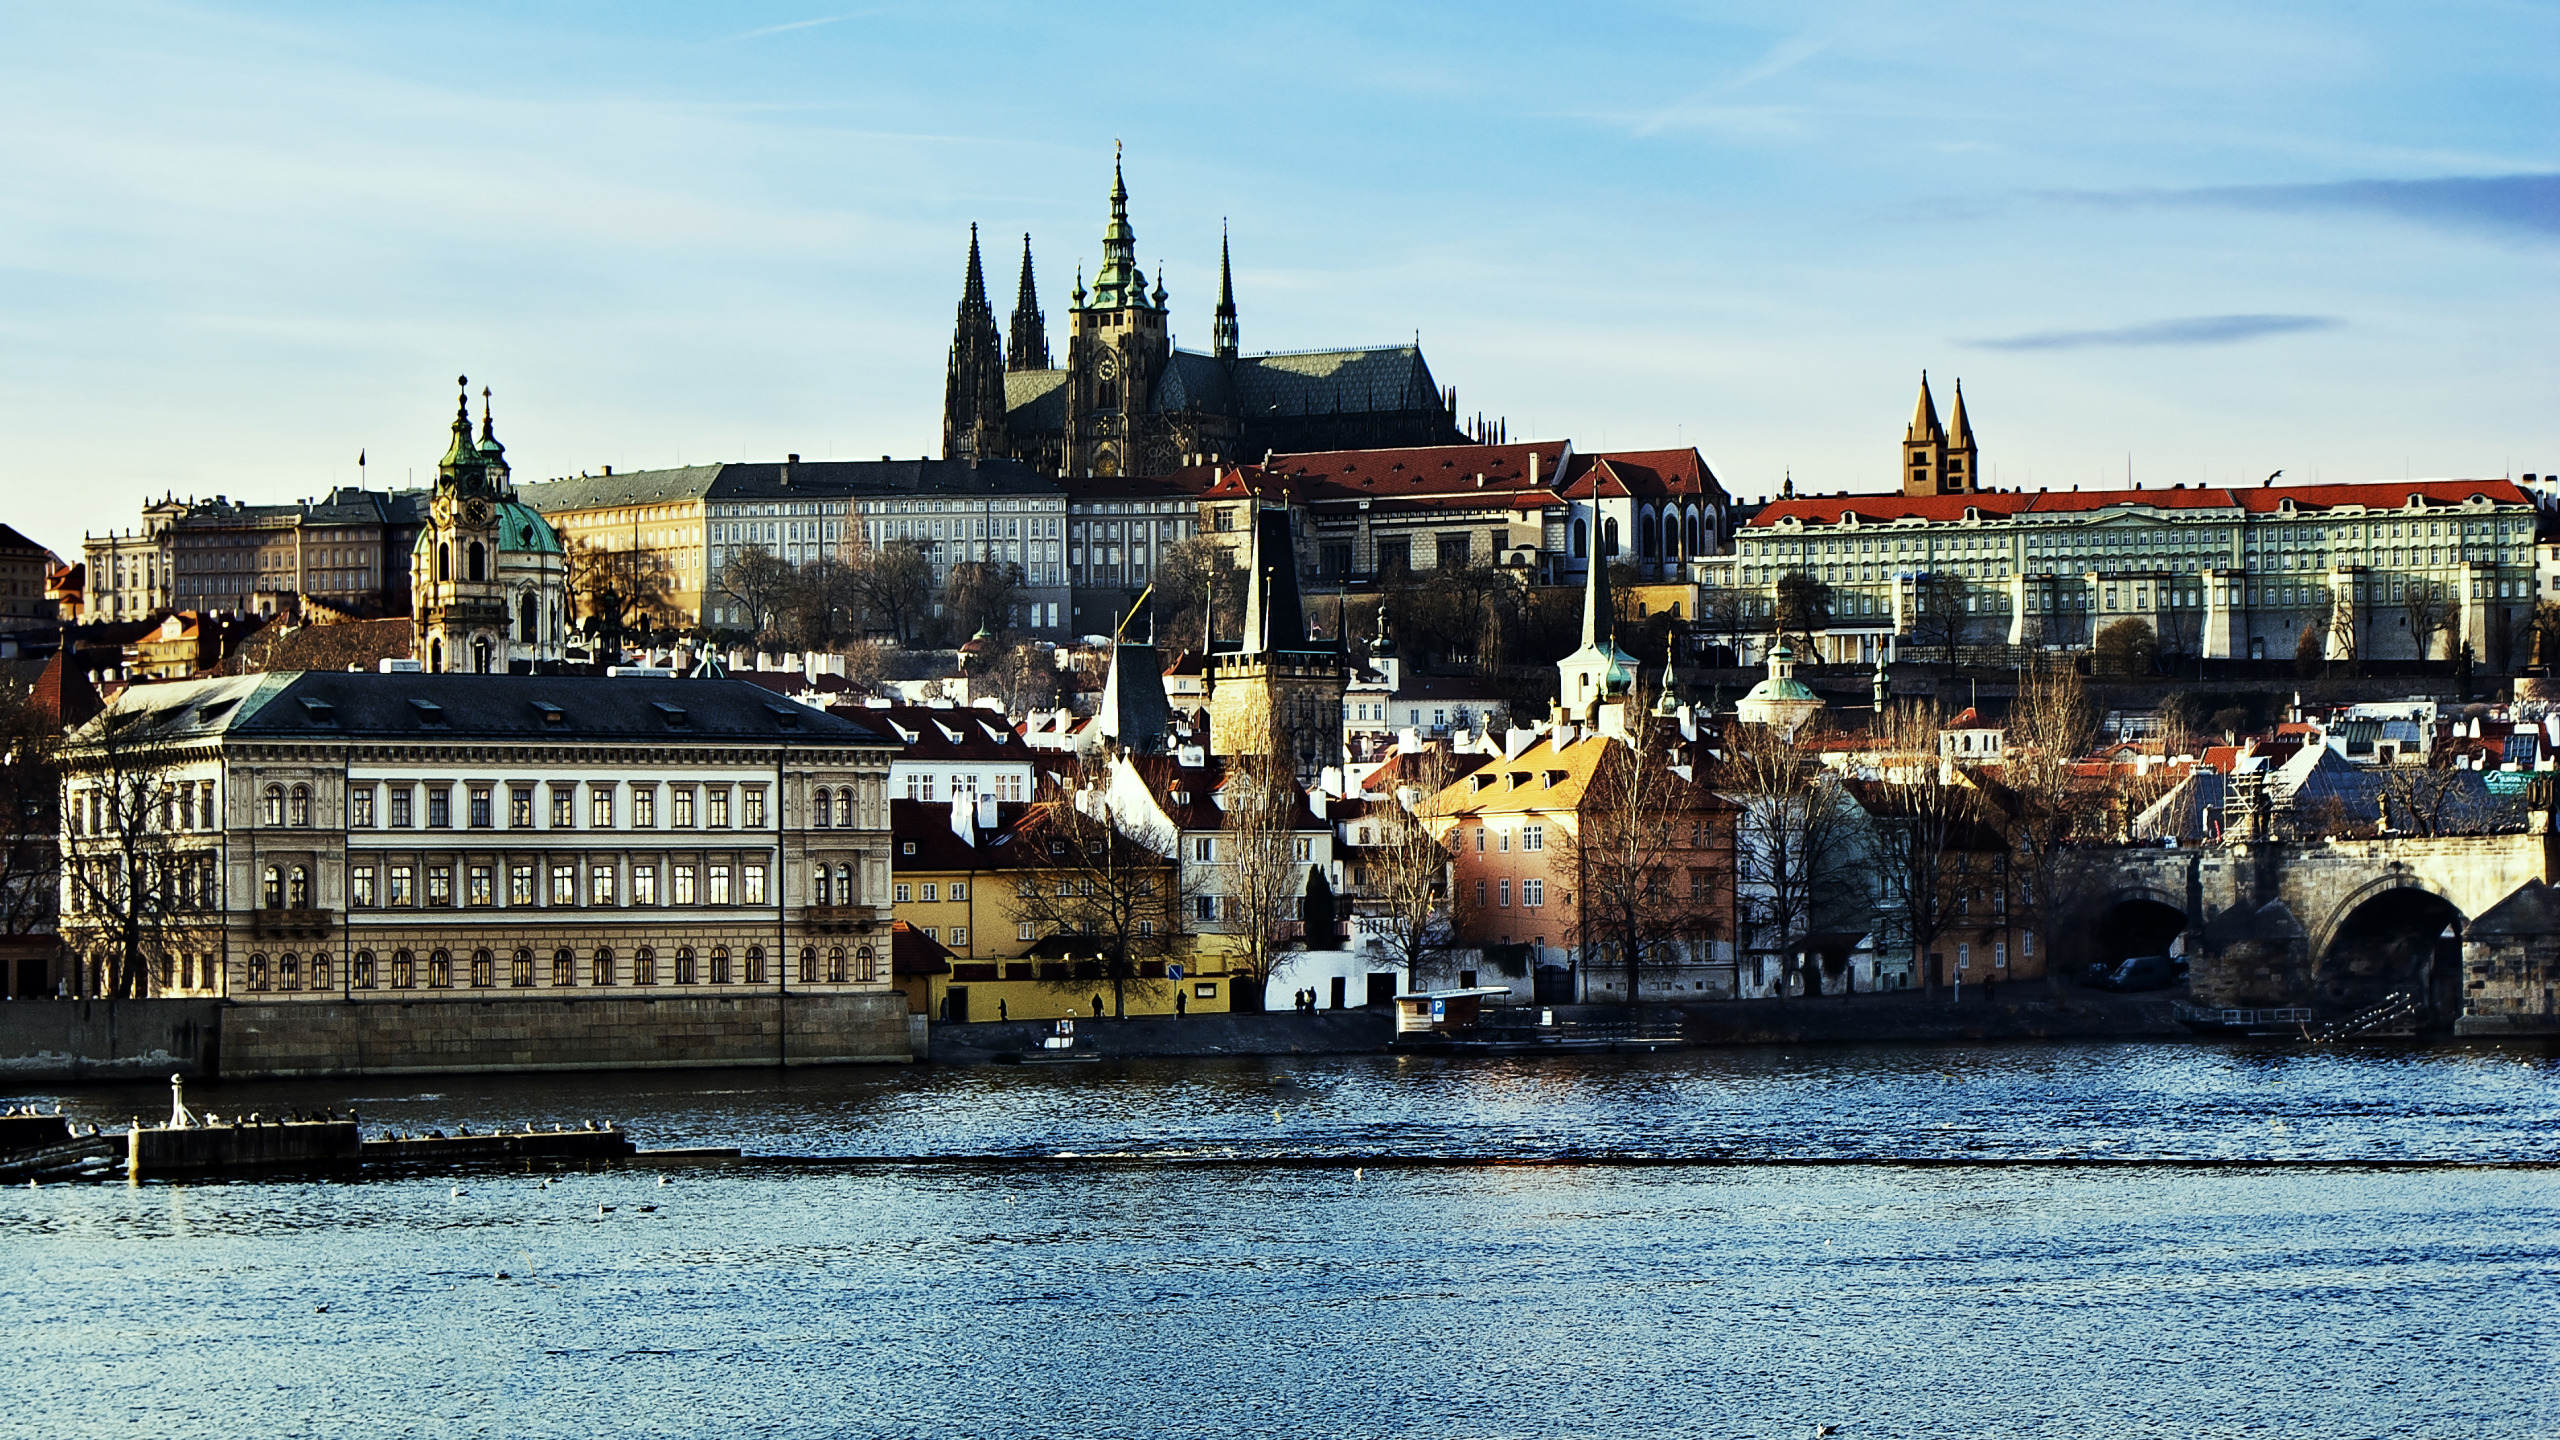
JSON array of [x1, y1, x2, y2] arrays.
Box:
[[1060, 147, 1170, 479], [410, 377, 568, 673]]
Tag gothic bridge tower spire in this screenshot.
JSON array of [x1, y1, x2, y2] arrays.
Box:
[[1213, 221, 1240, 362]]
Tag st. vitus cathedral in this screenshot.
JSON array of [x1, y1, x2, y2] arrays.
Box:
[[942, 149, 1470, 478]]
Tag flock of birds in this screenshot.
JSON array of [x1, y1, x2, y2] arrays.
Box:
[[443, 1169, 675, 1218]]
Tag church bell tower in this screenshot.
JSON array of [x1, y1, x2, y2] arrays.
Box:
[[1062, 146, 1170, 479]]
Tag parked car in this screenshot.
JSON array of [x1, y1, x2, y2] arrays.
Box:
[[2084, 954, 2188, 992]]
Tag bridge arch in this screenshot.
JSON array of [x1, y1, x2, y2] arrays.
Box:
[[2077, 884, 2193, 973], [2312, 875, 2466, 1030]]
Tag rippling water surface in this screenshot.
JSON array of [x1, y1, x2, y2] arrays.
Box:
[[6, 1041, 2556, 1438]]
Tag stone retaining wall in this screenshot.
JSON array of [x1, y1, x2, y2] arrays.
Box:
[[221, 993, 913, 1077], [0, 1000, 224, 1080], [0, 993, 912, 1081]]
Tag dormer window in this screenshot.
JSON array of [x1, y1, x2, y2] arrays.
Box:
[[408, 699, 447, 727]]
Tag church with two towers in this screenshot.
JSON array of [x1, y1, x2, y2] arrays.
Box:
[[943, 151, 1471, 478]]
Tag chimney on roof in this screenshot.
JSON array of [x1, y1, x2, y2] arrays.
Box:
[[780, 454, 797, 487], [1475, 473, 1485, 488], [601, 466, 612, 477], [1529, 452, 1540, 488]]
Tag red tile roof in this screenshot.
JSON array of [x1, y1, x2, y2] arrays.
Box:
[[1560, 449, 1723, 502], [1248, 443, 1572, 504]]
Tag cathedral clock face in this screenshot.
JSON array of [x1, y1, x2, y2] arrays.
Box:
[[1097, 354, 1118, 381], [462, 498, 492, 527]]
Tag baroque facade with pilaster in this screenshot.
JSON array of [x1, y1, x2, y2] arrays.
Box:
[[410, 378, 569, 673]]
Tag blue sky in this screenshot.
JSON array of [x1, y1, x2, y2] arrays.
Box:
[[3, 1, 2553, 556]]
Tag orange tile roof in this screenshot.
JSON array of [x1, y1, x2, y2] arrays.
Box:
[[1747, 477, 2534, 530]]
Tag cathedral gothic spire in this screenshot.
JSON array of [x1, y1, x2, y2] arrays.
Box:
[[1213, 223, 1240, 361], [942, 223, 1009, 462], [1008, 233, 1049, 372]]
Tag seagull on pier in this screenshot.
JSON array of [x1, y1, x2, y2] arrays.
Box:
[[1271, 1106, 1284, 1125], [449, 1186, 466, 1200], [597, 1203, 615, 1215], [657, 1174, 670, 1186]]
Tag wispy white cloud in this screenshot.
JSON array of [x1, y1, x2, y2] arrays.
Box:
[[728, 11, 880, 42], [1971, 314, 2338, 351]]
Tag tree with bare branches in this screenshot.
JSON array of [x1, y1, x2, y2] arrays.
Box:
[[1774, 571, 1833, 662], [57, 705, 222, 998], [1005, 777, 1193, 1018], [1715, 715, 1867, 996], [712, 545, 798, 641], [842, 538, 936, 645], [1211, 696, 1314, 1013], [1367, 748, 1458, 990], [1909, 574, 1973, 667], [1997, 660, 2106, 988], [2404, 578, 2452, 661], [1575, 706, 1731, 1006], [1855, 701, 1979, 996], [565, 536, 675, 655]]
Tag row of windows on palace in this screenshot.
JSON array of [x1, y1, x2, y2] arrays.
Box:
[[63, 850, 837, 912], [204, 940, 881, 994], [1719, 570, 2542, 625], [73, 780, 900, 836], [1733, 514, 2535, 581]]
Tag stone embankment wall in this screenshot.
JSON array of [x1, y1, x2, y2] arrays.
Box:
[[0, 1000, 224, 1079], [0, 994, 912, 1081], [931, 1009, 1394, 1063]]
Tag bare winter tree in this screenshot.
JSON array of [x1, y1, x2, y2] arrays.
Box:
[[1908, 574, 1973, 667], [1997, 660, 2106, 988], [1774, 571, 1834, 663], [1855, 701, 1978, 996], [842, 538, 936, 645], [1715, 715, 1867, 996], [0, 680, 63, 971], [1006, 776, 1194, 1018], [57, 705, 222, 997], [711, 545, 798, 641], [1575, 706, 1730, 1006], [940, 560, 1026, 644], [1368, 748, 1458, 990], [565, 536, 675, 655], [2404, 578, 2452, 662]]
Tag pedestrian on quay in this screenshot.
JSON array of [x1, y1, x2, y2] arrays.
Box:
[[998, 999, 1008, 1022], [1092, 994, 1105, 1018], [1175, 991, 1187, 1018]]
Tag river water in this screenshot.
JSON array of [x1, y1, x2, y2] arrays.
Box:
[[5, 1041, 2556, 1438]]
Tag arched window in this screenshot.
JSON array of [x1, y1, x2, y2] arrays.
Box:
[[354, 950, 376, 988], [390, 949, 415, 988], [262, 785, 284, 826], [675, 946, 697, 985], [799, 946, 817, 984], [552, 948, 573, 986], [1640, 513, 1659, 558], [813, 866, 832, 906], [635, 947, 657, 985], [429, 638, 443, 672], [837, 863, 854, 902], [472, 637, 493, 673], [518, 591, 537, 643], [710, 946, 731, 985], [1572, 519, 1588, 558], [437, 544, 451, 582], [247, 953, 269, 990], [262, 866, 283, 909], [745, 946, 766, 985], [469, 949, 493, 988], [428, 948, 452, 987], [826, 946, 847, 984], [836, 791, 852, 828], [467, 542, 487, 582], [287, 865, 309, 908], [855, 945, 876, 983], [592, 946, 615, 986], [1686, 513, 1701, 555], [511, 948, 533, 987], [277, 954, 299, 991], [308, 953, 331, 990], [288, 785, 310, 827], [813, 787, 832, 828], [1603, 518, 1620, 558]]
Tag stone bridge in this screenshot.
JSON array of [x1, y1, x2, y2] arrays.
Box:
[[2093, 832, 2560, 1036]]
